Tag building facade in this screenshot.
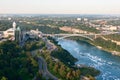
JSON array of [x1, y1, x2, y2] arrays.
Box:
[[3, 22, 22, 42], [15, 27, 21, 43], [3, 22, 16, 38]]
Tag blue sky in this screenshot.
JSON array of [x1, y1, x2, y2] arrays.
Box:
[[0, 0, 120, 14]]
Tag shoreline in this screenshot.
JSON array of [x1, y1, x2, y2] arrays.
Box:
[[66, 37, 120, 56], [90, 42, 120, 56]]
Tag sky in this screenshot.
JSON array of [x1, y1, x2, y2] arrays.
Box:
[[0, 0, 120, 14]]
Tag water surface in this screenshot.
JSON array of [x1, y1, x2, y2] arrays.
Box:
[[58, 39, 120, 80]]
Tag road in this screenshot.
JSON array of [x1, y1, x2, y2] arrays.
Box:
[[31, 50, 58, 80], [38, 56, 58, 80], [42, 37, 57, 51], [30, 36, 58, 80]]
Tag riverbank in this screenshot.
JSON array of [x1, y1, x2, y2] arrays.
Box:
[[48, 37, 100, 78], [57, 38, 120, 80], [38, 45, 81, 80], [91, 39, 120, 56], [91, 42, 120, 56], [67, 36, 120, 56]]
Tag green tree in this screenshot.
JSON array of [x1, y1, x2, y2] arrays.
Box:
[[53, 63, 59, 73], [1, 76, 7, 80], [59, 65, 67, 78]]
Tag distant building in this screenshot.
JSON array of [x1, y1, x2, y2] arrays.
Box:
[[109, 26, 117, 31], [3, 21, 16, 38], [102, 25, 117, 31], [30, 29, 40, 35], [3, 21, 22, 42], [59, 26, 72, 32], [8, 17, 11, 20], [83, 18, 88, 21], [77, 18, 81, 21]]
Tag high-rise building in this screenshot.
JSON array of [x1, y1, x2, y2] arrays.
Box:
[[15, 26, 21, 43]]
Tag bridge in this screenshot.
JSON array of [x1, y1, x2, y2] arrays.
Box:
[[42, 33, 102, 41], [41, 31, 120, 41], [23, 29, 120, 41]]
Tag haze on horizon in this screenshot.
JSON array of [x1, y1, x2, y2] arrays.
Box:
[[0, 0, 120, 14]]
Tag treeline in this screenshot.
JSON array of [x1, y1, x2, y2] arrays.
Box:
[[0, 20, 12, 31], [51, 20, 100, 33], [0, 20, 66, 34], [51, 46, 77, 67], [104, 34, 120, 41], [48, 60, 81, 80], [76, 24, 100, 33], [67, 36, 120, 53], [23, 39, 45, 51], [40, 50, 82, 80], [0, 41, 39, 80], [0, 19, 99, 34], [107, 20, 120, 26], [48, 36, 77, 66], [17, 22, 66, 34], [93, 37, 120, 52]]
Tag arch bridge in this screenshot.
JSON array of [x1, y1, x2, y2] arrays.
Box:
[[43, 33, 100, 41]]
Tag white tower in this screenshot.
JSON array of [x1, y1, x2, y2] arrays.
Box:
[[13, 21, 16, 30]]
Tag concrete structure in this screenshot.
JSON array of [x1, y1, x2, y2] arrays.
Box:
[[77, 18, 81, 21], [3, 22, 16, 38], [109, 26, 117, 31], [2, 21, 23, 42], [25, 29, 40, 39], [15, 27, 21, 43], [30, 29, 41, 35], [83, 18, 88, 21], [101, 25, 117, 31]]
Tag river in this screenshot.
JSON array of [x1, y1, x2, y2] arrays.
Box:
[[57, 39, 120, 80]]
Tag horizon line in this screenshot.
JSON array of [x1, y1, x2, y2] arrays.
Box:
[[1, 13, 120, 15]]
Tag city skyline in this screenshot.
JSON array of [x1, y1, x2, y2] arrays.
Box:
[[0, 0, 120, 14]]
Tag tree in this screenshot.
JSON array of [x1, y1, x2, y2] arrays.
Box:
[[53, 63, 59, 73], [72, 70, 76, 77], [75, 70, 81, 79], [0, 41, 39, 80], [1, 76, 7, 80], [59, 65, 66, 78], [66, 72, 72, 80]]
